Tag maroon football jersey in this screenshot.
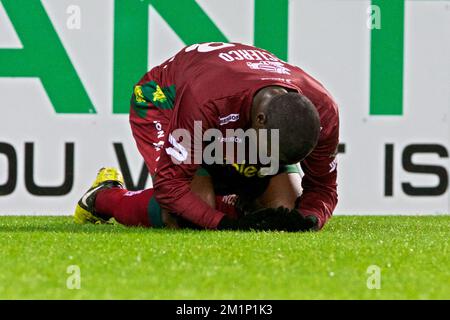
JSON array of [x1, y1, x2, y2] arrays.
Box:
[[145, 42, 339, 229]]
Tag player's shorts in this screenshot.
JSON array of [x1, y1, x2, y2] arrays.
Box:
[[129, 77, 300, 201], [201, 163, 300, 200]]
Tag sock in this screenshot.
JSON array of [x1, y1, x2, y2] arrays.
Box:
[[215, 194, 239, 219], [95, 188, 155, 227], [95, 188, 240, 227]]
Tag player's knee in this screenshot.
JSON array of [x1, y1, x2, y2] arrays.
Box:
[[190, 175, 216, 208], [197, 190, 216, 209]]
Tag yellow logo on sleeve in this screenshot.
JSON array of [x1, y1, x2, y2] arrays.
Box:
[[134, 85, 146, 103], [152, 85, 167, 103]]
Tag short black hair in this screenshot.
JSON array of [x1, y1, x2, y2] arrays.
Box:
[[265, 92, 321, 164]]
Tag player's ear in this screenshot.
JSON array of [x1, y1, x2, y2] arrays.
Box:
[[255, 112, 267, 127]]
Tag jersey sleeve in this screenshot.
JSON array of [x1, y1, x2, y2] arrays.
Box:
[[152, 89, 225, 229], [297, 104, 339, 230]]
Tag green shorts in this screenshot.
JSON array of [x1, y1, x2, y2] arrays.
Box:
[[197, 163, 301, 200]]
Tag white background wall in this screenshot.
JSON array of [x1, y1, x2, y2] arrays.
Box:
[[0, 0, 448, 215]]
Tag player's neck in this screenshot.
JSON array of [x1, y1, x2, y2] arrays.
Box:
[[251, 86, 288, 125]]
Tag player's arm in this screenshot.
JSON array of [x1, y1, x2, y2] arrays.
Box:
[[153, 92, 226, 229], [296, 111, 339, 230]]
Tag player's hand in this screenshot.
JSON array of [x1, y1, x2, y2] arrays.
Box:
[[243, 207, 318, 231], [217, 207, 318, 232]]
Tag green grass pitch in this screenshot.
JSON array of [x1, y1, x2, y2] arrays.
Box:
[[0, 216, 448, 299]]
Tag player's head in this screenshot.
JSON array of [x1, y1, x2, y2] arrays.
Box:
[[252, 90, 321, 165]]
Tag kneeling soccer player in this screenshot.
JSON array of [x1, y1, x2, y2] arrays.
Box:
[[74, 42, 339, 232]]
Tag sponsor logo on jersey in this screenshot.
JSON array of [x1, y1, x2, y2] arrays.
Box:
[[219, 113, 240, 126], [220, 136, 242, 143], [247, 61, 291, 75], [229, 163, 264, 178]]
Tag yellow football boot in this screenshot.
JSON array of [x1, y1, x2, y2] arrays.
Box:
[[74, 167, 124, 225]]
